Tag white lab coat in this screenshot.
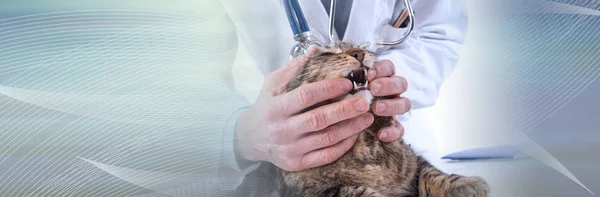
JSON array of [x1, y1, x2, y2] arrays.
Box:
[[221, 0, 468, 109], [219, 0, 468, 191]]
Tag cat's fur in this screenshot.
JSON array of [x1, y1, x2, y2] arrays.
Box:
[[240, 42, 490, 197]]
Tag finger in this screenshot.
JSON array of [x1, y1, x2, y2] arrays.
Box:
[[369, 76, 408, 96], [377, 118, 404, 142], [286, 97, 370, 134], [372, 97, 411, 116], [281, 78, 353, 115], [295, 113, 374, 154], [367, 60, 395, 81], [268, 46, 321, 92], [295, 134, 359, 171]]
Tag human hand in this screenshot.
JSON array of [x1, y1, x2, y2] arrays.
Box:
[[235, 47, 374, 172], [367, 60, 412, 142]]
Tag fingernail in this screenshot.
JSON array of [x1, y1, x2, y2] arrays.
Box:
[[341, 80, 353, 91], [379, 131, 388, 139], [368, 70, 377, 81], [363, 114, 374, 126], [355, 99, 369, 112], [370, 82, 382, 95], [376, 102, 387, 113]]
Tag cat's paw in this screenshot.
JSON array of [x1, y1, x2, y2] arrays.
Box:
[[445, 176, 490, 197]]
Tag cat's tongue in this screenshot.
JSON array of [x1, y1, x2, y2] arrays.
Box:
[[347, 68, 368, 91]]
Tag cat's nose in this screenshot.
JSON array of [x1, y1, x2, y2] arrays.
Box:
[[344, 48, 365, 62]]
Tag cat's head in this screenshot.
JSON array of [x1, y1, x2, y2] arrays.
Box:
[[286, 42, 377, 110]]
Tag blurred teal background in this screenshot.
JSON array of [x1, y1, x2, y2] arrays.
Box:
[[0, 0, 254, 196], [0, 0, 598, 196]]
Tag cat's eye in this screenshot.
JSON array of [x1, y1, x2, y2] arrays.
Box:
[[319, 52, 338, 56]]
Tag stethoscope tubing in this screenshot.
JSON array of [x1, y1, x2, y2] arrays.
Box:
[[284, 0, 310, 35]]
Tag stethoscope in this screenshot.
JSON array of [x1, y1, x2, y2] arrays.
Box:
[[285, 0, 415, 59]]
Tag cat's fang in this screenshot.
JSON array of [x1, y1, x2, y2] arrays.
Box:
[[352, 81, 368, 91]]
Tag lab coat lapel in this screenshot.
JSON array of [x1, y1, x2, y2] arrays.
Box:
[[343, 0, 378, 44], [297, 0, 334, 45]]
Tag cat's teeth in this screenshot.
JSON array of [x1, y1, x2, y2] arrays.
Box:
[[353, 81, 359, 90]]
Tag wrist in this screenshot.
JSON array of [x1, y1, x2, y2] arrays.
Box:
[[234, 109, 262, 163]]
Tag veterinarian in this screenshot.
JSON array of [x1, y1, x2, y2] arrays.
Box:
[[218, 0, 468, 192]]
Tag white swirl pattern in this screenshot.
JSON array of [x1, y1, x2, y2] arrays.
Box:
[[0, 6, 251, 196]]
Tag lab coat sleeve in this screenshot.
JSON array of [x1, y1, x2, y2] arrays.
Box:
[[216, 0, 277, 190], [377, 0, 468, 109], [218, 106, 262, 190], [218, 0, 295, 75]]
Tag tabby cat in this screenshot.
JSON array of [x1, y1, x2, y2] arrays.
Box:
[[241, 42, 490, 197]]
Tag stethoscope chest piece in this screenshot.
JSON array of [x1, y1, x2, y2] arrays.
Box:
[[290, 32, 321, 59], [290, 44, 305, 59]]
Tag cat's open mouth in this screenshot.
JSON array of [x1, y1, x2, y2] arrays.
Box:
[[346, 68, 368, 94]]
